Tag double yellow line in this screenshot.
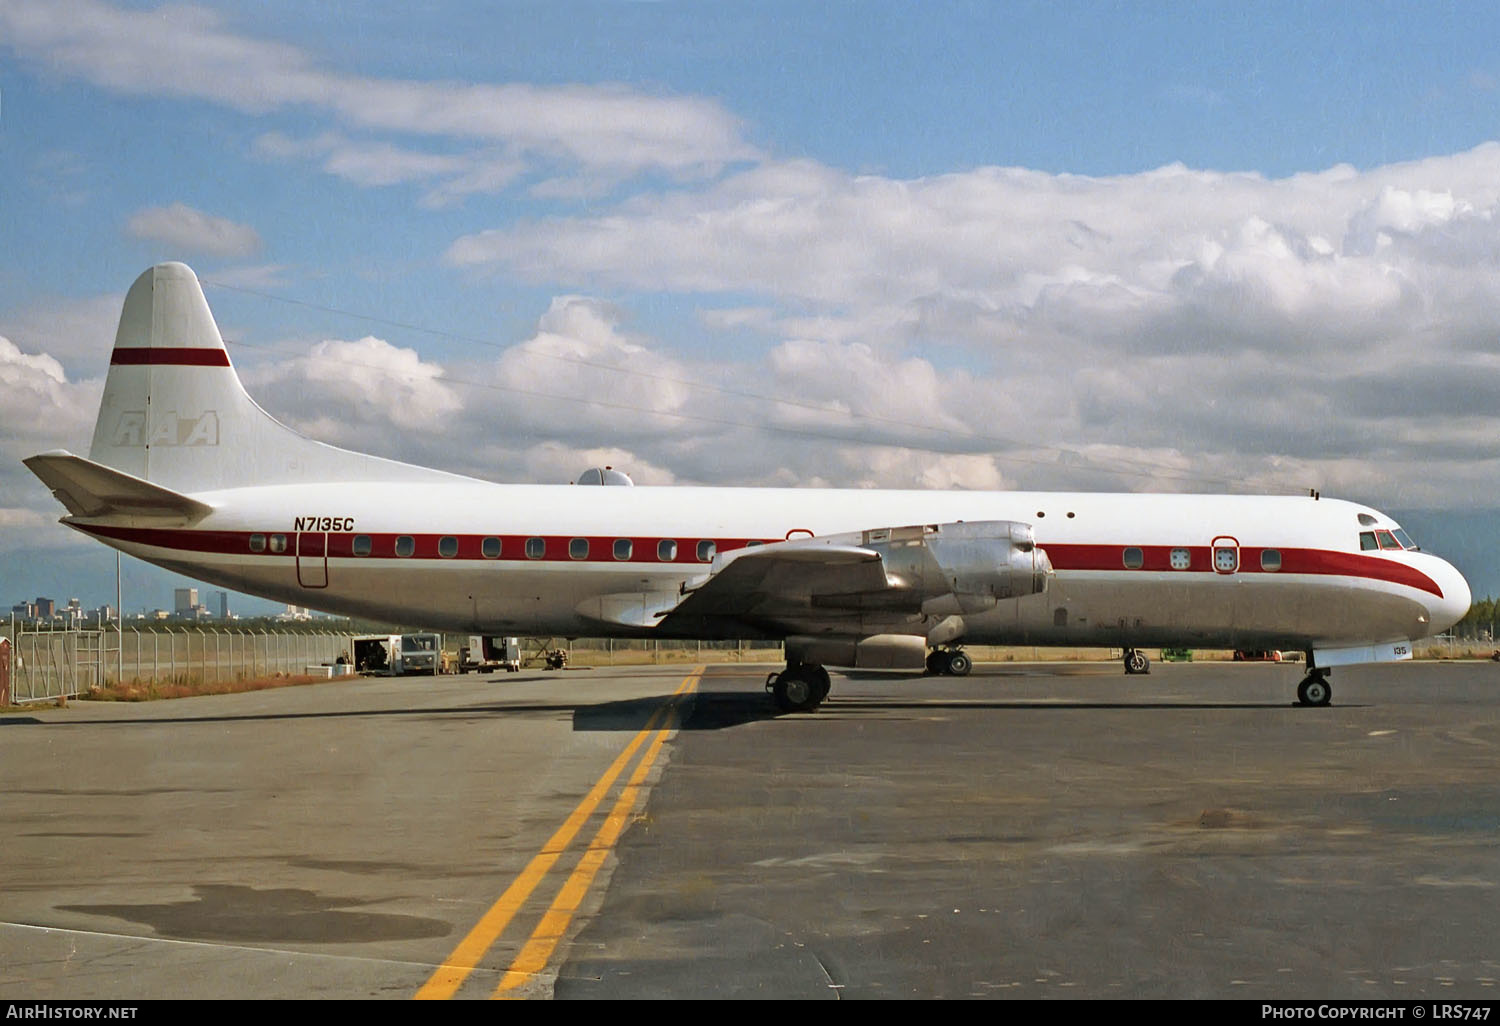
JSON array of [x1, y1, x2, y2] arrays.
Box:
[[416, 669, 702, 1000]]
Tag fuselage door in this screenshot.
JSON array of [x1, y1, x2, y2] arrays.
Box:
[[297, 531, 329, 589], [1211, 535, 1240, 574]]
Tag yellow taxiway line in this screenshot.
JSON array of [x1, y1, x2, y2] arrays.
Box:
[[416, 669, 702, 1000]]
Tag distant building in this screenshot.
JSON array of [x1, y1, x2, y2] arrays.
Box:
[[217, 592, 229, 619], [11, 602, 34, 619], [173, 588, 198, 616], [34, 597, 55, 618], [94, 605, 115, 625]]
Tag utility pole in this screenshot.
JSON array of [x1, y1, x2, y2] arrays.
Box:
[[116, 551, 124, 683]]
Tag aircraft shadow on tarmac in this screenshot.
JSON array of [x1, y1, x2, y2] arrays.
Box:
[[11, 688, 1339, 733]]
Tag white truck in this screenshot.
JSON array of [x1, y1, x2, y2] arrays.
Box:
[[458, 635, 521, 674], [353, 633, 441, 676]]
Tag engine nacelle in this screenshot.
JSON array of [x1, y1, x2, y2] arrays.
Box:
[[922, 520, 1051, 612], [806, 519, 1051, 615]]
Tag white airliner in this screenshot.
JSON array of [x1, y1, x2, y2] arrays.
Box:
[[23, 263, 1471, 711]]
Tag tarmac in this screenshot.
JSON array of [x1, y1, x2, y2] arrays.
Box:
[[2, 659, 1498, 1000]]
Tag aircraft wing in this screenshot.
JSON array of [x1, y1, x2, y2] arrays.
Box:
[[653, 540, 894, 633], [23, 450, 213, 523]]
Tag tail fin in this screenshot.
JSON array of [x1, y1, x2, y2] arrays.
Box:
[[88, 263, 461, 492]]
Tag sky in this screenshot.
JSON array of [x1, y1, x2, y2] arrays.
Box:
[[3, 0, 1500, 614]]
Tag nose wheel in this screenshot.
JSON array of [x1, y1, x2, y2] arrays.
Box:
[[1124, 648, 1150, 675], [1296, 669, 1332, 707]]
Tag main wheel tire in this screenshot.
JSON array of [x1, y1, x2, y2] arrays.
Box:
[[811, 664, 831, 701], [926, 651, 946, 675], [1125, 650, 1150, 675], [946, 650, 973, 676], [773, 669, 822, 713], [1297, 676, 1332, 707]]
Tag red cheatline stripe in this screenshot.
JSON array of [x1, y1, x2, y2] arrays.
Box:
[[1044, 543, 1442, 596], [68, 525, 1445, 597], [110, 348, 231, 367]]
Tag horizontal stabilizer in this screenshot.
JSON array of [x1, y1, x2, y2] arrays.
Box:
[[23, 450, 213, 522]]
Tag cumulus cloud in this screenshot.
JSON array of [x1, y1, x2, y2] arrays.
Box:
[[0, 334, 105, 551], [485, 296, 697, 443], [433, 143, 1500, 508], [242, 336, 463, 460], [125, 203, 262, 258]]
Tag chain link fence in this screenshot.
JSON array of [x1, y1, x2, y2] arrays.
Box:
[[6, 627, 354, 704]]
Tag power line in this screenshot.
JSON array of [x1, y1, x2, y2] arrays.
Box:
[[207, 279, 1307, 492]]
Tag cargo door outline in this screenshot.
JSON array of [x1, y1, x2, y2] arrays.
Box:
[[296, 531, 329, 588]]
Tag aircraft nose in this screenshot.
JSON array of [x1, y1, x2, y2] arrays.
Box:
[[1423, 555, 1471, 636]]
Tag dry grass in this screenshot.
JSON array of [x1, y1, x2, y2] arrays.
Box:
[[85, 671, 358, 702]]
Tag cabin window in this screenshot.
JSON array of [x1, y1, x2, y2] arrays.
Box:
[[746, 540, 763, 547], [1359, 531, 1379, 551], [482, 537, 501, 559], [249, 533, 266, 553], [439, 536, 459, 558], [352, 535, 372, 557], [525, 537, 545, 559], [395, 535, 415, 557], [1169, 548, 1190, 570], [1260, 549, 1282, 571], [1376, 530, 1402, 551], [1122, 547, 1144, 569], [1214, 546, 1238, 572], [657, 539, 678, 561], [697, 540, 716, 562], [569, 538, 589, 560], [613, 538, 632, 560], [269, 534, 287, 554], [1357, 513, 1378, 526]]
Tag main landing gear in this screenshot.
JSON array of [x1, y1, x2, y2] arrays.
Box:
[[766, 662, 832, 713], [926, 648, 973, 677], [1123, 648, 1150, 675], [1296, 667, 1332, 707]]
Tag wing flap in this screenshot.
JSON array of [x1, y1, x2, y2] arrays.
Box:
[[23, 450, 213, 523]]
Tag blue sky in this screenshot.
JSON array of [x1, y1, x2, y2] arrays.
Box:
[[4, 0, 1500, 613]]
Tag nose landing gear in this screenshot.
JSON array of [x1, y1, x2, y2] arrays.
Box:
[[1296, 668, 1332, 707]]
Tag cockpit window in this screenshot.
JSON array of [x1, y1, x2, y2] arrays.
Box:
[[1362, 524, 1420, 552]]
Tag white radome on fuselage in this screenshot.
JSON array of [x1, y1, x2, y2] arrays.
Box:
[[26, 262, 1471, 676]]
